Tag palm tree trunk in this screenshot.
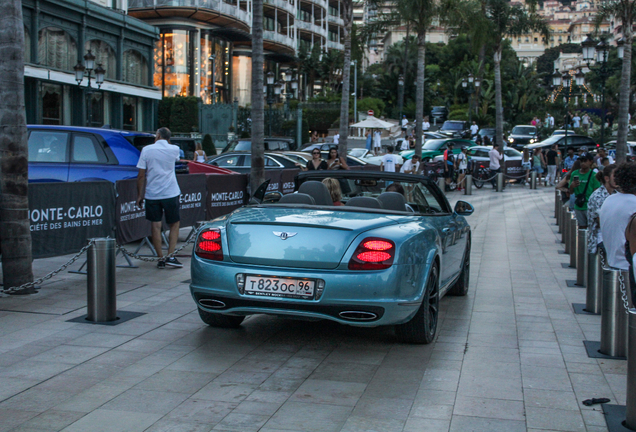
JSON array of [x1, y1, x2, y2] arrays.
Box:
[[414, 30, 426, 157], [615, 18, 632, 163], [250, 0, 265, 193], [0, 1, 34, 292], [494, 46, 504, 148], [338, 0, 353, 157]]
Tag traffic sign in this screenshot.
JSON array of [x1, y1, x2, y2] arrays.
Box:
[[367, 110, 374, 116]]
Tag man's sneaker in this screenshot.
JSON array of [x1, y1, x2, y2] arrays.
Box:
[[165, 257, 183, 268], [157, 260, 166, 269]]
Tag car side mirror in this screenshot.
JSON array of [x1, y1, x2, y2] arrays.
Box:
[[454, 200, 474, 216]]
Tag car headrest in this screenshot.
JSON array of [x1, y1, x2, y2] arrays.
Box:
[[278, 193, 316, 205], [345, 196, 384, 209], [298, 181, 334, 206], [378, 192, 407, 211]]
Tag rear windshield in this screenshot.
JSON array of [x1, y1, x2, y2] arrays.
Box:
[[512, 126, 536, 135], [441, 122, 463, 130], [125, 136, 155, 151], [226, 140, 252, 152]]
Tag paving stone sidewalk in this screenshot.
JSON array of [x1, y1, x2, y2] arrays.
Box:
[[0, 184, 624, 431]]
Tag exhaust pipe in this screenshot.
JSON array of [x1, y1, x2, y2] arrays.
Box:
[[198, 299, 226, 309], [339, 311, 378, 321]]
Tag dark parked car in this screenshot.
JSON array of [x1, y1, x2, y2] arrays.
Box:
[[28, 125, 155, 183], [171, 137, 202, 160], [439, 120, 470, 139], [431, 106, 449, 123], [507, 125, 538, 148], [477, 128, 496, 143], [525, 134, 597, 152], [206, 151, 298, 173], [222, 137, 295, 153]]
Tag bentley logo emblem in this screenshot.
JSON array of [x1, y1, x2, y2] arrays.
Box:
[[273, 231, 297, 240]]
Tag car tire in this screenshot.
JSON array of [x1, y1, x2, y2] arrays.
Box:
[[448, 240, 470, 296], [474, 179, 484, 189], [198, 308, 245, 328], [395, 264, 439, 344], [423, 157, 432, 162]]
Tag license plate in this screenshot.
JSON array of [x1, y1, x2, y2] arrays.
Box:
[[244, 275, 315, 299]]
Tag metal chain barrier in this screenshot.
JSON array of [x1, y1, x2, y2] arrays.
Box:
[[1, 240, 96, 295], [618, 271, 631, 315], [2, 227, 203, 295], [116, 234, 198, 263]]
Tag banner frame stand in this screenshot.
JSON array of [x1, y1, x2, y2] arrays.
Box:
[[69, 248, 139, 274], [134, 237, 158, 257]]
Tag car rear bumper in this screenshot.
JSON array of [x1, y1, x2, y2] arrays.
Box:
[[190, 259, 425, 327]]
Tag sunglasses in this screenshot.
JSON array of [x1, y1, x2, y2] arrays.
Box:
[[312, 151, 320, 155]]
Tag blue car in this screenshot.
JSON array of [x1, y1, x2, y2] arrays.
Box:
[[190, 171, 473, 344], [28, 125, 155, 182]]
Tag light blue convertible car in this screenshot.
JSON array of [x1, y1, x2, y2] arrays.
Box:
[[190, 171, 473, 344]]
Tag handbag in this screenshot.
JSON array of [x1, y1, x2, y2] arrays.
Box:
[[574, 171, 592, 208]]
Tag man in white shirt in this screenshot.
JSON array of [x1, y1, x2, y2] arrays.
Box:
[[401, 116, 408, 137], [333, 133, 340, 144], [380, 146, 401, 173], [422, 116, 430, 132], [488, 143, 503, 188], [136, 127, 183, 269], [401, 154, 421, 174], [470, 121, 479, 138], [600, 163, 636, 273], [373, 130, 382, 155], [546, 113, 555, 127]]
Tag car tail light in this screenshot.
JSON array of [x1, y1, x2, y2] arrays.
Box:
[[349, 237, 395, 270], [196, 229, 223, 261]]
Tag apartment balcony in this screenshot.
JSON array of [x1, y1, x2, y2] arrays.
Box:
[[264, 0, 296, 16], [296, 19, 327, 37], [327, 14, 344, 27], [128, 0, 250, 33], [263, 29, 296, 55], [300, 0, 328, 8], [327, 40, 343, 50]]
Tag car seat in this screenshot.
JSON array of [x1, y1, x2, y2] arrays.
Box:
[[278, 193, 316, 205], [345, 196, 383, 209], [298, 181, 333, 205], [378, 192, 407, 211]]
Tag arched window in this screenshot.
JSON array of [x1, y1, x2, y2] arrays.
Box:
[[25, 26, 31, 63], [85, 39, 116, 80], [122, 49, 148, 86], [38, 27, 77, 71]]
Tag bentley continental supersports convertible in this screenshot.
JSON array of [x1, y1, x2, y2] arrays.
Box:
[[190, 171, 473, 344]]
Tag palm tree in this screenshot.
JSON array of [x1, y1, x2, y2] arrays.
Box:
[[0, 1, 34, 292], [338, 0, 354, 158], [363, 0, 439, 156], [449, 0, 548, 148], [596, 0, 636, 163], [250, 0, 265, 194]]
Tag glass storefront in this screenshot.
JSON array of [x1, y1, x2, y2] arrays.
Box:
[[154, 30, 192, 97], [123, 96, 137, 130], [154, 28, 232, 102], [41, 83, 62, 125]]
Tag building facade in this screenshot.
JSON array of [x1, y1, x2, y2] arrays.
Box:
[[22, 0, 161, 131], [127, 0, 346, 106]]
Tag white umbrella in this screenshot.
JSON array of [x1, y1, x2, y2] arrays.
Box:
[[351, 116, 395, 129]]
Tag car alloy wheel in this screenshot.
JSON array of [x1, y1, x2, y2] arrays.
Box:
[[395, 264, 439, 344]]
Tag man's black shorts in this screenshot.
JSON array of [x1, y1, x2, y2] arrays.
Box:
[[145, 196, 180, 224], [444, 165, 454, 178]]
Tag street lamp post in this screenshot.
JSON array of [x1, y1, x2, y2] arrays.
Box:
[[265, 71, 275, 137], [581, 34, 612, 145], [209, 54, 216, 104], [552, 69, 572, 141], [73, 50, 105, 127], [351, 60, 358, 124], [397, 74, 405, 121], [461, 74, 480, 125]]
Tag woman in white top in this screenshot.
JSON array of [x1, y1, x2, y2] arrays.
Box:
[[193, 142, 206, 163]]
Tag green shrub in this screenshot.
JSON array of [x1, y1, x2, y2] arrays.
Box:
[[357, 97, 385, 117], [202, 134, 216, 156], [304, 108, 340, 133], [158, 98, 173, 128], [448, 109, 468, 121], [168, 96, 200, 132]]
